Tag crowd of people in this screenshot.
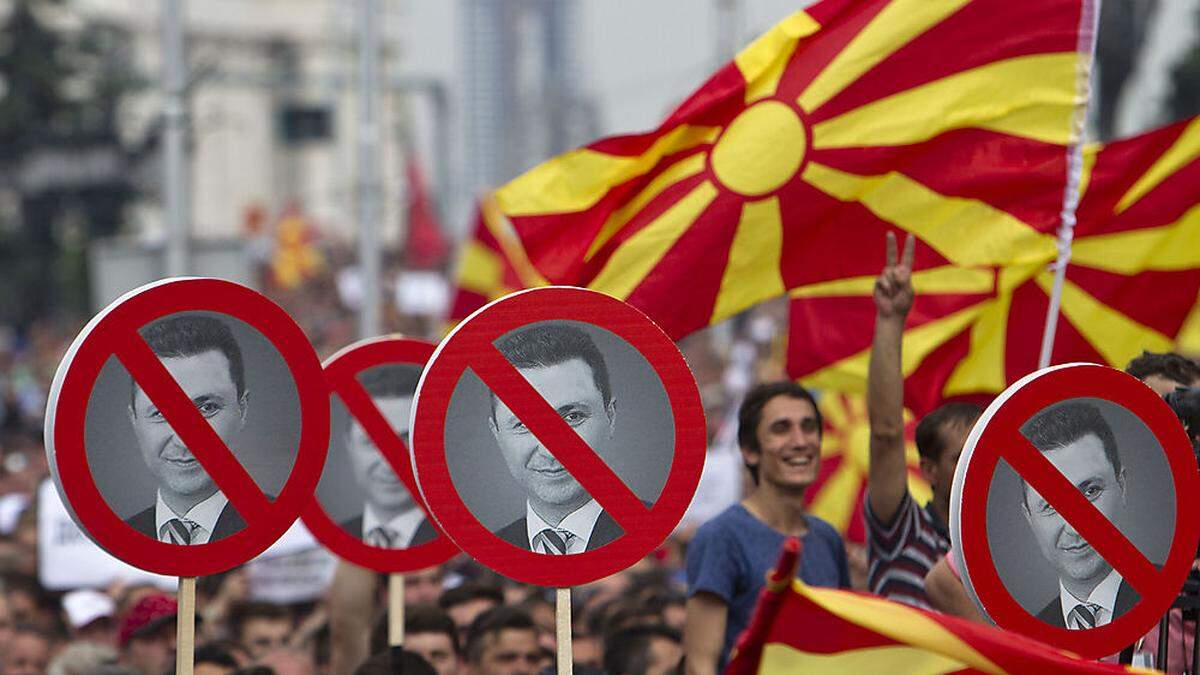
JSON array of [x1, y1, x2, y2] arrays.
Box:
[[0, 235, 1196, 675]]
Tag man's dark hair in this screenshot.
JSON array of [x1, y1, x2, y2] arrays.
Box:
[[438, 582, 505, 613], [914, 402, 983, 462], [1125, 351, 1200, 386], [1019, 400, 1121, 505], [195, 643, 240, 668], [358, 363, 422, 400], [371, 604, 460, 657], [354, 649, 438, 675], [132, 314, 246, 408], [228, 601, 293, 640], [736, 381, 822, 484], [603, 624, 681, 675], [463, 606, 536, 664], [493, 322, 611, 409]]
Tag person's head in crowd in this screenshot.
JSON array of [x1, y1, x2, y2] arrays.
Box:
[[344, 364, 423, 542], [252, 647, 316, 675], [405, 565, 445, 607], [194, 643, 240, 675], [129, 314, 248, 521], [1021, 401, 1127, 605], [737, 381, 823, 492], [117, 593, 177, 675], [353, 649, 438, 675], [404, 605, 461, 675], [1125, 350, 1200, 396], [229, 602, 293, 660], [490, 323, 616, 526], [62, 589, 116, 645], [914, 402, 983, 518], [4, 623, 54, 675], [598, 599, 661, 637], [464, 607, 542, 675], [5, 572, 56, 628], [47, 641, 118, 675], [517, 595, 555, 656], [0, 587, 15, 653], [114, 584, 162, 620], [199, 639, 252, 668], [603, 625, 683, 675], [439, 583, 504, 644], [643, 592, 686, 632]]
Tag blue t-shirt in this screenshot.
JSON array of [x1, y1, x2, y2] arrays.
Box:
[[685, 504, 848, 668]]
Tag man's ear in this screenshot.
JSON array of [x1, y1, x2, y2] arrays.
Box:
[[918, 456, 937, 486], [739, 445, 760, 470]]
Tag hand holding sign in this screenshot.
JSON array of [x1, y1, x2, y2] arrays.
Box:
[[411, 287, 705, 587], [950, 363, 1200, 658]]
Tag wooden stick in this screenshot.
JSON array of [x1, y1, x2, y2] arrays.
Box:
[[389, 573, 405, 646], [176, 576, 196, 675], [556, 587, 573, 675]]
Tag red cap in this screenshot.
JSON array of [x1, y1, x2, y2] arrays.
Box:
[[118, 594, 177, 647]]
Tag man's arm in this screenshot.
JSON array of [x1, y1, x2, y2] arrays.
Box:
[[867, 232, 916, 526], [683, 592, 728, 675], [329, 560, 378, 674], [925, 556, 984, 622]]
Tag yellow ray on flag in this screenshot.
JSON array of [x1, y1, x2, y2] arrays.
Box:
[[1115, 115, 1200, 213], [812, 54, 1079, 148], [1071, 203, 1200, 273], [712, 198, 787, 324], [737, 12, 821, 103], [790, 266, 995, 298], [798, 0, 973, 113], [760, 642, 976, 674], [586, 153, 708, 260]]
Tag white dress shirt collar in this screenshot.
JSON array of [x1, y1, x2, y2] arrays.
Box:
[[155, 490, 228, 545], [1059, 567, 1123, 628], [363, 504, 427, 548], [526, 499, 603, 554]]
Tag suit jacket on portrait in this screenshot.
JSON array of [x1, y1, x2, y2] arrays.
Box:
[[494, 508, 625, 552], [125, 503, 245, 543], [1036, 580, 1138, 628], [339, 513, 439, 547]]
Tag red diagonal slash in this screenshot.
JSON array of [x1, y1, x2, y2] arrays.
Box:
[[999, 426, 1159, 596], [115, 336, 270, 521], [326, 369, 429, 517], [469, 343, 651, 530]]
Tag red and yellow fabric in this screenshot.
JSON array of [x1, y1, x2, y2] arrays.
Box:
[[271, 210, 324, 290], [447, 195, 547, 323], [727, 577, 1155, 674], [805, 393, 929, 544], [788, 115, 1200, 415], [490, 0, 1095, 340]]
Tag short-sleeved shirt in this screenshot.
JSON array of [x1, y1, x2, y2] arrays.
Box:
[[864, 490, 950, 609], [686, 504, 849, 668]]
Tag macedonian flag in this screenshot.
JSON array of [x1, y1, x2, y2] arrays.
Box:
[[490, 0, 1097, 340], [727, 541, 1155, 675], [788, 115, 1200, 415], [447, 195, 547, 323]]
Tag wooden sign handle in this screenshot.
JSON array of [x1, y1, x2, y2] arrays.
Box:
[[389, 573, 405, 646], [557, 587, 573, 675], [177, 576, 196, 675]]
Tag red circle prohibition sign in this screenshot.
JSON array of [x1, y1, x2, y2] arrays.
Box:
[[302, 336, 458, 572], [49, 278, 330, 577], [411, 287, 706, 587], [958, 364, 1200, 658]]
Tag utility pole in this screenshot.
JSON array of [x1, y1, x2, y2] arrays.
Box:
[[162, 0, 189, 277], [357, 0, 382, 338]]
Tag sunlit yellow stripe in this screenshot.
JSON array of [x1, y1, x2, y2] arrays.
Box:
[[761, 641, 970, 674], [495, 125, 720, 217], [808, 462, 861, 534], [589, 181, 719, 300], [820, 395, 852, 428], [800, 584, 1004, 673], [585, 153, 707, 261], [711, 197, 787, 324], [455, 240, 505, 295], [943, 265, 1040, 395], [1077, 141, 1100, 202], [736, 11, 821, 104], [1071, 203, 1200, 273], [799, 303, 986, 393], [797, 0, 972, 113], [1115, 116, 1200, 213], [480, 196, 549, 288], [811, 53, 1079, 148], [1034, 271, 1174, 367], [802, 162, 1057, 267], [790, 266, 994, 298]]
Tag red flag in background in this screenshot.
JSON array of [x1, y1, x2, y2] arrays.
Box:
[[404, 156, 449, 269]]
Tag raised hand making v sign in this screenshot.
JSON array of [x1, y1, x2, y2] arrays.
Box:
[[864, 232, 982, 610]]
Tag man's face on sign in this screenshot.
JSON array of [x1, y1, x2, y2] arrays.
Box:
[[1022, 433, 1126, 596], [129, 350, 247, 504], [346, 396, 416, 517], [491, 358, 615, 517]]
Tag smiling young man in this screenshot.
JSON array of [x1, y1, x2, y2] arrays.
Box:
[[1020, 400, 1134, 629], [341, 364, 437, 548], [683, 381, 849, 675], [489, 322, 624, 554], [125, 314, 249, 544]]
